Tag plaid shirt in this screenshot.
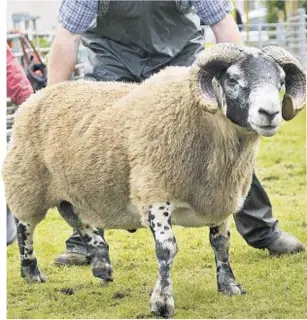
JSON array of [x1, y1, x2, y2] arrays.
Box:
[[58, 0, 232, 34]]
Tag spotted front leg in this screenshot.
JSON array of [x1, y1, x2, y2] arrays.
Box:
[[147, 202, 178, 318], [209, 220, 246, 296], [15, 218, 47, 283]]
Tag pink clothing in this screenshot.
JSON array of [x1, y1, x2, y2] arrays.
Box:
[[6, 46, 33, 105]]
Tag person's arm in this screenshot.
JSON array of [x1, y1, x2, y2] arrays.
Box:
[[47, 25, 81, 85], [192, 0, 243, 44], [6, 46, 33, 105], [211, 13, 243, 44], [47, 0, 99, 85]]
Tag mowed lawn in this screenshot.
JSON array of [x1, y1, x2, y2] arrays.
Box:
[[7, 110, 306, 319]]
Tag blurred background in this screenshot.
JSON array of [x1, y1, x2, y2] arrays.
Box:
[[7, 1, 60, 32]]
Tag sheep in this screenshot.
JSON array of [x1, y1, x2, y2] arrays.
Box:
[[3, 44, 306, 317]]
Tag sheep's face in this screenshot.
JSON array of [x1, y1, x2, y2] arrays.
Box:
[[215, 55, 285, 137]]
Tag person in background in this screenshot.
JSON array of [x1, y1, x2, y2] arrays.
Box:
[[47, 0, 304, 266], [7, 46, 33, 106], [6, 45, 33, 245]]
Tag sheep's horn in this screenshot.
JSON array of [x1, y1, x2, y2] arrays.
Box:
[[262, 46, 306, 121], [189, 43, 246, 113]]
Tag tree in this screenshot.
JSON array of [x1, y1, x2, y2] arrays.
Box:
[[299, 0, 307, 11], [265, 0, 286, 23], [265, 0, 307, 22]]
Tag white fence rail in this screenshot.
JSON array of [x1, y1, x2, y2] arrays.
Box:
[[7, 32, 85, 76], [203, 8, 307, 68], [7, 32, 53, 60]]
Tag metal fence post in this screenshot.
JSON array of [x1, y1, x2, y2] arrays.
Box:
[[298, 8, 306, 68], [277, 22, 286, 49]]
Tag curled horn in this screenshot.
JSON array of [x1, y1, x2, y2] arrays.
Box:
[[189, 43, 246, 113], [262, 46, 306, 121]]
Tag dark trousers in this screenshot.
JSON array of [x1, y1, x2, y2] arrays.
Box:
[[234, 174, 281, 248], [65, 43, 281, 254]]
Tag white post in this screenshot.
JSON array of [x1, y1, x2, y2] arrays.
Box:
[[298, 8, 306, 68]]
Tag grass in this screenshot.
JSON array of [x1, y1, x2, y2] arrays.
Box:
[[7, 110, 307, 319]]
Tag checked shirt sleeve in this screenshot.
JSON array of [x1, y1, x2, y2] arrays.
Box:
[[57, 0, 99, 34], [190, 0, 233, 25]]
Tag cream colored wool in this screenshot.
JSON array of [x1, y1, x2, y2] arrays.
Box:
[[3, 66, 259, 230]]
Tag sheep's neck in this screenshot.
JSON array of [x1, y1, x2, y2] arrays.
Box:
[[164, 108, 260, 216]]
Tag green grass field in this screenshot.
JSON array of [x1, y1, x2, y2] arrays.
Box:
[[7, 110, 306, 319]]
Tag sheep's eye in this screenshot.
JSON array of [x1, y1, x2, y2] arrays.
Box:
[[228, 78, 238, 85]]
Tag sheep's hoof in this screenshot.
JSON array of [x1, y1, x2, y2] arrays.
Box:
[[150, 292, 174, 318], [219, 283, 246, 296], [92, 263, 113, 282], [21, 265, 47, 283]]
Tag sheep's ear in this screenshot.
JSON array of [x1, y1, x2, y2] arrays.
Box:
[[212, 77, 227, 115], [262, 46, 306, 121], [189, 61, 227, 114], [281, 94, 297, 121], [281, 63, 306, 121], [189, 44, 246, 113]]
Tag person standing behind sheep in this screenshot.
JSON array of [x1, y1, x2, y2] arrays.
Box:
[[47, 0, 304, 266], [6, 45, 34, 245]]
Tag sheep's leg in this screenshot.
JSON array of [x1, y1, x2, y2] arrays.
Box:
[[15, 217, 47, 283], [58, 201, 113, 281], [147, 202, 178, 318], [78, 225, 113, 281], [209, 220, 246, 296]]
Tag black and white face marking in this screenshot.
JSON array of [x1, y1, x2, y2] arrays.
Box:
[[147, 202, 178, 318], [209, 222, 246, 296], [216, 54, 285, 137]]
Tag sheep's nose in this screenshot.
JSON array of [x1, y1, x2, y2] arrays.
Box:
[[258, 108, 279, 120]]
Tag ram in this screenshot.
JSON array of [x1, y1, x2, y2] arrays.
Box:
[[3, 44, 305, 317]]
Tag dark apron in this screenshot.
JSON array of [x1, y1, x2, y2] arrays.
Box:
[[81, 0, 204, 81]]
